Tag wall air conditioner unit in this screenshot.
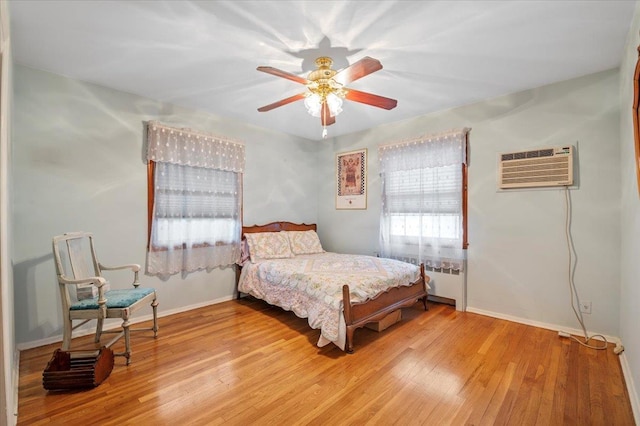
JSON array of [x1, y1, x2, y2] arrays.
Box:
[[498, 146, 574, 189]]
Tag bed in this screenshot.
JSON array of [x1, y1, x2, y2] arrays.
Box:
[[236, 221, 430, 352]]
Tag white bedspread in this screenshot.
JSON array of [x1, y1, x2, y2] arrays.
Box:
[[238, 252, 422, 350]]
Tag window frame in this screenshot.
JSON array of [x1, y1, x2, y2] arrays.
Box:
[[147, 160, 155, 249], [633, 44, 640, 197], [462, 137, 469, 249]]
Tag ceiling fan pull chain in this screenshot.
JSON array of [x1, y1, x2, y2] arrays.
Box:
[[322, 126, 328, 139]]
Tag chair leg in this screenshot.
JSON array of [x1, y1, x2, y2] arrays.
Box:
[[151, 298, 159, 337], [122, 318, 131, 365], [95, 317, 104, 343], [62, 316, 73, 350]]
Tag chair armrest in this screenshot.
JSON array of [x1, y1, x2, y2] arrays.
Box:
[[59, 275, 108, 317], [98, 263, 141, 288], [99, 263, 140, 273], [58, 276, 108, 288]]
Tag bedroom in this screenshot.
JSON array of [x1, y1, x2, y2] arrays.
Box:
[[1, 1, 640, 424]]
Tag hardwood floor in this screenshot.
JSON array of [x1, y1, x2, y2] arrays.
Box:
[[18, 299, 635, 425]]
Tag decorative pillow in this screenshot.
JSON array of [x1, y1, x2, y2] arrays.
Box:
[[237, 238, 250, 266], [245, 232, 293, 262], [285, 230, 324, 255]]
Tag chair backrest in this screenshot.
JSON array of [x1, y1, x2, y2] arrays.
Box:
[[52, 232, 103, 309]]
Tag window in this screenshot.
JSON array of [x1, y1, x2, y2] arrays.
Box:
[[149, 161, 240, 248], [379, 129, 469, 271], [146, 122, 244, 278]]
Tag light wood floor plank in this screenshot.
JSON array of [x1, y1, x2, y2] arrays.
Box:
[[17, 298, 635, 425]]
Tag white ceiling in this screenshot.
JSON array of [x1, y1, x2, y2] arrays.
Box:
[[9, 1, 636, 141]]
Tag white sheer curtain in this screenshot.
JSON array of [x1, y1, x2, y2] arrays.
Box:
[[146, 121, 244, 278], [379, 128, 469, 271]]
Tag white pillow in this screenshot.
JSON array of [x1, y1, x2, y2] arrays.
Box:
[[285, 230, 324, 255], [245, 232, 293, 262]]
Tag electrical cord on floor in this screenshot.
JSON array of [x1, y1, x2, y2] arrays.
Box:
[[564, 187, 608, 350]]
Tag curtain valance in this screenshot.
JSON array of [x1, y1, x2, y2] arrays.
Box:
[[378, 128, 470, 173], [146, 121, 245, 173]]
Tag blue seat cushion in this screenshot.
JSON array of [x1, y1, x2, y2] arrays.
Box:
[[70, 288, 155, 310]]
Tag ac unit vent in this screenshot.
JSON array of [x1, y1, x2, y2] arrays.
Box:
[[499, 146, 574, 189]]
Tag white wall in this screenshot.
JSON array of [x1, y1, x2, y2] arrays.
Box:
[[319, 68, 621, 338], [0, 0, 16, 423], [12, 65, 318, 346], [467, 70, 620, 335], [618, 1, 640, 420]]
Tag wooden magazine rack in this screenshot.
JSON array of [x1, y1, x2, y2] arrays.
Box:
[[43, 347, 114, 391]]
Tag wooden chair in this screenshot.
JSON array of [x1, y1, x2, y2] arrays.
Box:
[[52, 232, 158, 365]]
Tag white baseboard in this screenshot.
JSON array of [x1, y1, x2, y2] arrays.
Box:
[[12, 348, 18, 423], [465, 306, 621, 344], [15, 294, 236, 351], [618, 351, 640, 425]]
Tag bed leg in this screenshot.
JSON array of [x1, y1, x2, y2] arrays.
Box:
[[420, 264, 429, 311], [235, 264, 243, 300], [345, 327, 355, 353], [343, 285, 355, 353]]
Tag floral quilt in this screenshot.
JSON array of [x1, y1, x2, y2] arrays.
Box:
[[238, 252, 420, 345]]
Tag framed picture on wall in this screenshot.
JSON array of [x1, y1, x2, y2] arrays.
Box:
[[336, 148, 367, 209]]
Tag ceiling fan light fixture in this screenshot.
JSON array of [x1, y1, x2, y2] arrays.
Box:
[[326, 93, 343, 116], [304, 93, 322, 117], [304, 92, 343, 118], [257, 55, 397, 139]]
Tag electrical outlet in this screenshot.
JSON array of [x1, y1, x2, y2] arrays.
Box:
[[580, 301, 592, 314]]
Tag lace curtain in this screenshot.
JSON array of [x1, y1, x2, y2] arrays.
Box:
[[146, 121, 245, 278], [378, 128, 469, 271]]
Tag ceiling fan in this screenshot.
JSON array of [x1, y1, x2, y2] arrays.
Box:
[[257, 56, 397, 138]]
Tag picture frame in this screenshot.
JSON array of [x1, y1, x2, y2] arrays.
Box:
[[336, 148, 367, 209]]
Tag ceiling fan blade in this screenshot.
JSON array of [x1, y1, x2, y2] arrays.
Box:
[[345, 89, 398, 110], [257, 93, 306, 112], [332, 56, 383, 86], [321, 102, 336, 126], [257, 66, 309, 85]]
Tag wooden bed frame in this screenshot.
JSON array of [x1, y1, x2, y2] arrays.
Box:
[[238, 221, 430, 353]]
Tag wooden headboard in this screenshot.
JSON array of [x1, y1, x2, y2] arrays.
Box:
[[242, 221, 316, 238]]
